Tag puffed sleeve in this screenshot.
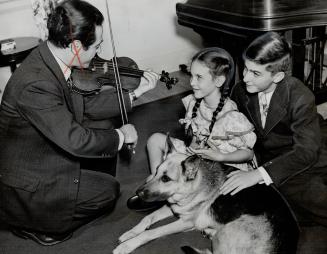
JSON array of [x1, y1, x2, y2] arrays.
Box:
[[225, 111, 256, 149], [181, 94, 195, 112], [179, 94, 196, 126], [210, 111, 256, 149]]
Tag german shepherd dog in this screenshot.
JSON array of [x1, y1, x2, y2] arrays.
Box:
[[113, 136, 299, 254]]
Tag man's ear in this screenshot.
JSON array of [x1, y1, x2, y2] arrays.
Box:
[[272, 71, 285, 83], [70, 40, 83, 54], [215, 75, 226, 88]]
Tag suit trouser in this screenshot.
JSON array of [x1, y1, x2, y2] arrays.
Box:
[[68, 120, 120, 231], [279, 167, 327, 227], [69, 168, 120, 231]]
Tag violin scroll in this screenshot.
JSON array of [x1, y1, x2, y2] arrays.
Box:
[[179, 64, 191, 76], [160, 70, 178, 90]]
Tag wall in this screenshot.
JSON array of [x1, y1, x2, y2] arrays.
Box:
[[0, 0, 202, 100], [0, 0, 40, 100]]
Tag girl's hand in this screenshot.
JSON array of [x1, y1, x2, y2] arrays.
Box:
[[220, 170, 263, 195], [187, 147, 225, 161]]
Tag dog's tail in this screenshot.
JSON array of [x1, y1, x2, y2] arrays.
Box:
[[181, 246, 212, 254]]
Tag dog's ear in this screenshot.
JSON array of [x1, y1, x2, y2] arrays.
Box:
[[182, 155, 201, 181], [163, 132, 177, 160]]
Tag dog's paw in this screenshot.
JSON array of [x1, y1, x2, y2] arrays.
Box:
[[119, 230, 139, 243], [119, 218, 152, 243], [112, 247, 124, 254], [113, 241, 136, 254]]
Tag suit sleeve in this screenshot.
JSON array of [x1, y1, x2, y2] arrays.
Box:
[[17, 80, 121, 158], [263, 92, 321, 185]]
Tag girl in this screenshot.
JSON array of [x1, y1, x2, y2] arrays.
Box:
[[128, 48, 257, 211], [147, 47, 256, 179]]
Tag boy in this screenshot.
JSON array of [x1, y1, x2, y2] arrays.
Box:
[[226, 32, 327, 226]]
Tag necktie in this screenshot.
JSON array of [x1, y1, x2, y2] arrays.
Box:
[[260, 93, 269, 128], [67, 75, 82, 94], [67, 76, 74, 91]]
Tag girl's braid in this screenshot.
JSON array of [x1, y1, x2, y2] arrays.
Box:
[[184, 98, 202, 146], [192, 98, 202, 118], [208, 85, 229, 133]]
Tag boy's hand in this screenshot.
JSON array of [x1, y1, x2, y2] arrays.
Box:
[[220, 169, 263, 195]]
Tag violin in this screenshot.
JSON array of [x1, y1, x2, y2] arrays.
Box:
[[70, 54, 179, 96]]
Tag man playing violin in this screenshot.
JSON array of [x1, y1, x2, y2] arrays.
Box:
[[0, 0, 159, 246]]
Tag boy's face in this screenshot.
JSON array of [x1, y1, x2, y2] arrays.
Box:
[[243, 60, 277, 93]]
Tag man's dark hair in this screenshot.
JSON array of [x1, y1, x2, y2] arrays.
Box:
[[243, 32, 292, 75], [47, 0, 104, 49]]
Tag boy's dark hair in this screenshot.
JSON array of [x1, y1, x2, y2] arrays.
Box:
[[243, 32, 292, 75], [47, 0, 104, 49]]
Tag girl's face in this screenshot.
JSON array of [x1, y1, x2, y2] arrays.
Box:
[[190, 60, 221, 99]]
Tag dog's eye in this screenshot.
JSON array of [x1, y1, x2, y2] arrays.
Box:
[[161, 175, 171, 183]]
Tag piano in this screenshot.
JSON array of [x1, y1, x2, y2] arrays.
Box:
[[176, 0, 327, 104]]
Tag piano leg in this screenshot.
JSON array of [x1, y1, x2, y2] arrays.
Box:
[[292, 28, 306, 82]]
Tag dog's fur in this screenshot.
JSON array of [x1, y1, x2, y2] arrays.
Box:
[[113, 137, 299, 254]]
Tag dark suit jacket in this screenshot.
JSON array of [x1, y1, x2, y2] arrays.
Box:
[[231, 76, 327, 186], [0, 42, 131, 233]]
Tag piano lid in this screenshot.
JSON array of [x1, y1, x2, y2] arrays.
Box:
[[176, 0, 327, 33]]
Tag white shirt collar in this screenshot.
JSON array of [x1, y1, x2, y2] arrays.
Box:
[[258, 89, 275, 108]]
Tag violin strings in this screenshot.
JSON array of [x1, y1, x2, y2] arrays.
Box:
[[92, 63, 144, 76], [92, 62, 167, 80]]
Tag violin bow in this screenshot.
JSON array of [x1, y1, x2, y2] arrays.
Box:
[[105, 0, 136, 157]]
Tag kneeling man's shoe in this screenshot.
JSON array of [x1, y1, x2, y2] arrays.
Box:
[[11, 228, 72, 246], [127, 195, 165, 212]]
